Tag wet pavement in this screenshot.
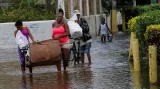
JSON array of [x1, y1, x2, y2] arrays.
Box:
[[0, 32, 160, 89]]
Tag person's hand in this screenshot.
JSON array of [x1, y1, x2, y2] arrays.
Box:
[[60, 43, 63, 46], [53, 36, 60, 40], [32, 40, 36, 44]]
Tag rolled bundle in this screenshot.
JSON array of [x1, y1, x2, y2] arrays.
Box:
[[68, 20, 82, 39]]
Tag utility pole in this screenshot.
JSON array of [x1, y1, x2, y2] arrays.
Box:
[[79, 0, 83, 16], [83, 0, 87, 16], [111, 0, 117, 34], [57, 0, 65, 16], [86, 0, 89, 16], [93, 0, 97, 15], [70, 0, 74, 17], [99, 0, 102, 14], [56, 0, 58, 14]]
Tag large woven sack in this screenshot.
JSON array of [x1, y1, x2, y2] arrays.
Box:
[[29, 39, 61, 66]]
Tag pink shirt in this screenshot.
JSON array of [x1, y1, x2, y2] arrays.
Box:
[[52, 26, 69, 43]]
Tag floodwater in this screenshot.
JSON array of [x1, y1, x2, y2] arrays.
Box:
[[0, 32, 160, 89]]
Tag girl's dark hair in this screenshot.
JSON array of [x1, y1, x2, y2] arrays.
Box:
[[58, 8, 64, 15], [15, 20, 23, 27], [57, 12, 64, 16]]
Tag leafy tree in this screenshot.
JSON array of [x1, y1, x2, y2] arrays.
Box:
[[101, 0, 133, 15], [101, 0, 112, 16], [137, 0, 150, 5], [101, 0, 150, 15]]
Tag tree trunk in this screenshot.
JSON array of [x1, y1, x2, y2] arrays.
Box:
[[45, 0, 52, 13]]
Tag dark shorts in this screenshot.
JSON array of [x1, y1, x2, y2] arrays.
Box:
[[80, 42, 91, 54]]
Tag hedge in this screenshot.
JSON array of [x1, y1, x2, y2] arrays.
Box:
[[130, 10, 160, 57], [146, 28, 160, 59], [124, 4, 160, 24], [0, 3, 56, 23], [128, 16, 140, 32], [144, 25, 160, 39]]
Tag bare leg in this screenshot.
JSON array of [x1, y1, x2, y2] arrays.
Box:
[[101, 35, 103, 42], [62, 48, 69, 71], [21, 66, 26, 74], [29, 66, 32, 74], [104, 35, 106, 42], [87, 53, 91, 64], [56, 60, 61, 72], [102, 35, 105, 43], [81, 53, 85, 64]]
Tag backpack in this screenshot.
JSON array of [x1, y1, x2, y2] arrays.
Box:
[[80, 18, 91, 42]]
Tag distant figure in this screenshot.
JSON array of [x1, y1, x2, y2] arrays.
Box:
[[98, 18, 110, 43], [14, 20, 35, 74]]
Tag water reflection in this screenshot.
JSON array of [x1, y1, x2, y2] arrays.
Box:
[[19, 72, 71, 89], [70, 64, 93, 89], [57, 71, 70, 89], [20, 74, 33, 89], [129, 62, 142, 89], [133, 71, 141, 89]]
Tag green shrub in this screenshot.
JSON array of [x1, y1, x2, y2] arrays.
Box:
[[124, 4, 160, 23], [127, 16, 140, 32], [0, 1, 56, 23], [133, 10, 160, 57], [144, 25, 160, 39]]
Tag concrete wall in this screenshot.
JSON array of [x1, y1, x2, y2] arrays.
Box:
[[117, 11, 122, 25], [84, 14, 111, 37], [0, 20, 55, 49], [0, 14, 116, 49]]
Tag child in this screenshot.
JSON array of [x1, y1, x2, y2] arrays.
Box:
[[98, 18, 110, 43], [14, 20, 35, 74]]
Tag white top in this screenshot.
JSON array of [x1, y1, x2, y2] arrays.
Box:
[[100, 24, 107, 35]]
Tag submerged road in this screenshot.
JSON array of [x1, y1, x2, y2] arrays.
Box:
[[0, 32, 158, 89]]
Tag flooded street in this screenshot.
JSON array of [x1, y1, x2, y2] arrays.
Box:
[[0, 32, 159, 89]]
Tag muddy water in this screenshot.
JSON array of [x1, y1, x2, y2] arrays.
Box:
[[0, 32, 160, 89]]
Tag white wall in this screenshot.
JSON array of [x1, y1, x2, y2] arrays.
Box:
[[0, 14, 114, 49], [0, 20, 55, 49], [117, 11, 122, 25]]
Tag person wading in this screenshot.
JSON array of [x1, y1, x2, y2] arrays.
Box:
[[14, 20, 35, 74], [52, 12, 70, 71]]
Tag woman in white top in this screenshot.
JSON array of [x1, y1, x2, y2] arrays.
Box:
[[98, 18, 110, 43]]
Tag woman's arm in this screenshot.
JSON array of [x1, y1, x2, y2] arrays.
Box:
[[26, 27, 35, 43]]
